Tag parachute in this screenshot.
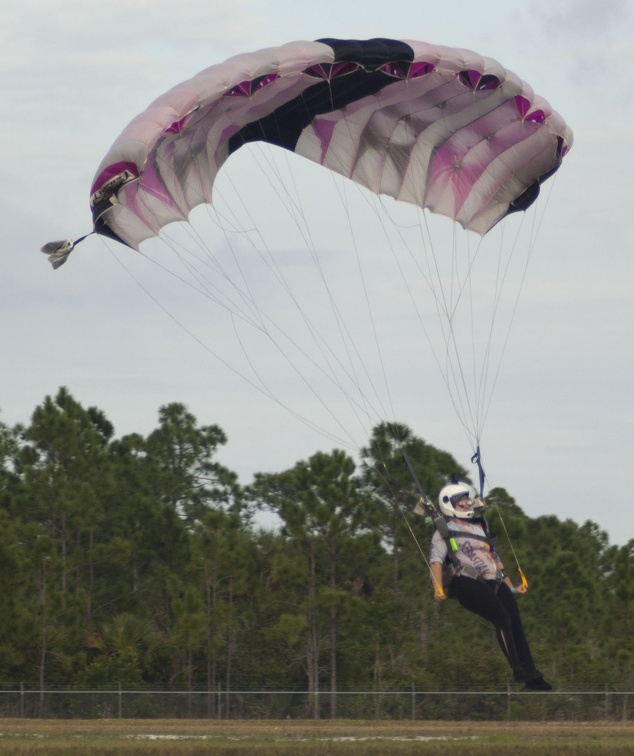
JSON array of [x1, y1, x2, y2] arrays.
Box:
[[43, 38, 572, 462], [84, 38, 570, 253]]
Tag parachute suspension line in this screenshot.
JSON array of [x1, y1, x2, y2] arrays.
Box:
[[213, 149, 382, 437], [104, 235, 356, 449], [473, 171, 558, 442], [463, 220, 512, 445], [243, 144, 398, 438], [154, 151, 288, 334], [295, 88, 409, 438], [226, 93, 402, 447], [346, 184, 478, 449], [278, 160, 394, 435], [474, 185, 553, 443], [314, 80, 432, 438], [266, 168, 397, 441], [150, 146, 391, 449], [102, 238, 269, 390], [473, 228, 504, 442], [233, 142, 553, 455], [475, 214, 531, 438], [421, 211, 483, 450], [410, 204, 542, 457], [396, 209, 476, 448], [417, 105, 483, 445], [329, 171, 396, 425], [140, 157, 259, 324], [153, 140, 316, 332], [363, 192, 479, 446], [239, 144, 382, 418], [356, 190, 483, 452], [448, 223, 483, 446], [287, 78, 370, 367], [157, 226, 270, 332], [357, 191, 446, 431]]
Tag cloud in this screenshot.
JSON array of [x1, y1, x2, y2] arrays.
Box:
[[526, 0, 634, 100], [532, 0, 628, 36], [1, 0, 271, 62]]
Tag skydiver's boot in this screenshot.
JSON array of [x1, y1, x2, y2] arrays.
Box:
[[514, 665, 552, 691], [524, 675, 553, 691]]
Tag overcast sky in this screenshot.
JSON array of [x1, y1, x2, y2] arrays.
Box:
[[2, 0, 633, 546]]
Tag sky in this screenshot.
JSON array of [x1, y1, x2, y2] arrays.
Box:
[[2, 0, 633, 546]]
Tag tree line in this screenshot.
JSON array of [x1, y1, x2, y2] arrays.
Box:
[[0, 387, 631, 704]]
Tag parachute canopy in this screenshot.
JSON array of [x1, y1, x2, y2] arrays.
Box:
[[89, 38, 572, 251]]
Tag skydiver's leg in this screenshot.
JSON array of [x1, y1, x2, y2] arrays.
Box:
[[453, 577, 551, 689], [494, 583, 537, 672], [494, 584, 552, 689], [452, 576, 524, 671]]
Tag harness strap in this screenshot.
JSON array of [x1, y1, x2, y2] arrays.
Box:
[[451, 563, 483, 581], [437, 518, 504, 592], [448, 531, 492, 546]]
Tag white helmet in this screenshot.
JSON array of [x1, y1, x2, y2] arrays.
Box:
[[438, 482, 476, 519]]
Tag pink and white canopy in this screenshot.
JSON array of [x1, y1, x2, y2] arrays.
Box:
[[88, 37, 572, 250]]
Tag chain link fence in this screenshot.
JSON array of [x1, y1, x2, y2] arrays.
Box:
[[0, 685, 630, 721]]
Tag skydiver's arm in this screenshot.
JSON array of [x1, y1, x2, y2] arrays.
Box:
[[430, 562, 446, 601]]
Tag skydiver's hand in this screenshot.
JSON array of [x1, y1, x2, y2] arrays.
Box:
[[434, 589, 447, 602], [514, 584, 528, 595]]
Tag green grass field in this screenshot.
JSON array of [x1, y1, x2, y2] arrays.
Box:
[[0, 720, 632, 755]]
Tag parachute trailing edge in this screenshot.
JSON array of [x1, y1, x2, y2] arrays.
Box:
[[44, 37, 572, 265]]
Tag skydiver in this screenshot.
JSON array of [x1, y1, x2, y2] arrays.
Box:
[[429, 483, 552, 691]]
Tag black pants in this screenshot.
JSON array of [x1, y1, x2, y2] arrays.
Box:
[[452, 575, 537, 678]]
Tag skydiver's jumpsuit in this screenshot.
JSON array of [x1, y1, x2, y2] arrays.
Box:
[[429, 519, 540, 682]]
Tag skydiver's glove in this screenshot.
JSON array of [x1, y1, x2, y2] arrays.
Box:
[[433, 588, 447, 602], [471, 496, 486, 512]]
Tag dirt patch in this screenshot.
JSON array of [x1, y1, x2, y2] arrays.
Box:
[[0, 718, 631, 739]]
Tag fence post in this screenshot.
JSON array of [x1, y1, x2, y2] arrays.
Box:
[[118, 682, 122, 719], [19, 682, 24, 719], [411, 684, 416, 720], [507, 683, 511, 721]]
